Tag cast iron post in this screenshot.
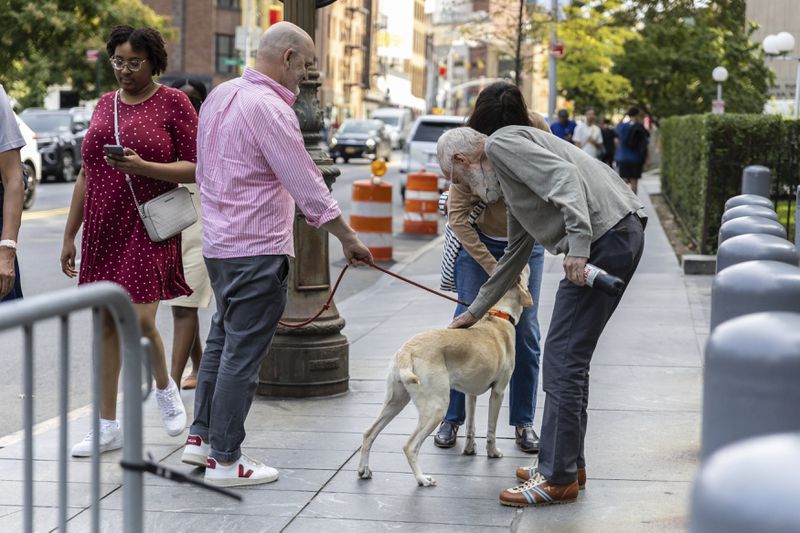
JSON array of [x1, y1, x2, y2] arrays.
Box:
[[258, 0, 349, 397]]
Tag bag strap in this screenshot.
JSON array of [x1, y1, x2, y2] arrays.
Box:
[[113, 90, 142, 211], [466, 201, 486, 226]]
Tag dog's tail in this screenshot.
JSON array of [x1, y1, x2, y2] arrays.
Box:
[[396, 347, 420, 385]]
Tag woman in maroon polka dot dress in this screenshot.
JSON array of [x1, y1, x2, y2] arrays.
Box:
[[60, 26, 196, 456]]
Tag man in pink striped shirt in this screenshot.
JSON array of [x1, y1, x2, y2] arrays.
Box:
[[182, 22, 372, 487]]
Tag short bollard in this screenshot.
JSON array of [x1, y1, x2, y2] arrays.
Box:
[[718, 215, 786, 245], [691, 432, 800, 533], [710, 260, 800, 330], [740, 164, 771, 198], [701, 312, 800, 458], [724, 194, 774, 211], [716, 234, 798, 273], [720, 204, 778, 224]]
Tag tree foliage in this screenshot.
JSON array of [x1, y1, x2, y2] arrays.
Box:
[[612, 0, 772, 119], [553, 0, 771, 120], [0, 0, 171, 108], [557, 0, 635, 116]]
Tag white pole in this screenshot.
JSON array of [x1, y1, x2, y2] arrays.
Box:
[[794, 60, 800, 120], [717, 82, 722, 102], [446, 48, 454, 114]]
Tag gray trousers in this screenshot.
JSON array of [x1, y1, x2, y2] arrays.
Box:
[[190, 255, 289, 462], [537, 214, 645, 485]]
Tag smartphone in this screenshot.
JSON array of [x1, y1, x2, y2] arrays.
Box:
[[103, 144, 125, 157]]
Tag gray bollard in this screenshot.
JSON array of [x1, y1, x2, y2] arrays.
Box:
[[720, 204, 778, 224], [702, 312, 800, 458], [716, 234, 799, 273], [796, 187, 799, 245], [718, 215, 786, 246], [724, 193, 774, 211], [741, 164, 772, 198], [710, 260, 800, 330], [691, 432, 800, 533]]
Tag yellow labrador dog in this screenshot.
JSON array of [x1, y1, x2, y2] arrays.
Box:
[[357, 266, 532, 487]]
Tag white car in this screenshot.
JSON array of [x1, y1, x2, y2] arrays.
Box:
[[371, 107, 413, 150], [400, 114, 464, 200], [15, 113, 42, 210]]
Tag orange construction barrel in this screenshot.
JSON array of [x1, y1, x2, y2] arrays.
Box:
[[351, 179, 393, 261], [403, 172, 439, 235]]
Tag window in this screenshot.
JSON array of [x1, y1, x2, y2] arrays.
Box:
[[215, 34, 237, 74], [216, 0, 240, 9]]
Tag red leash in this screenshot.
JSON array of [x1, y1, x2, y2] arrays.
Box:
[[278, 260, 468, 328]]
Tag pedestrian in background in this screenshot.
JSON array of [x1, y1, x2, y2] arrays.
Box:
[[434, 81, 546, 455], [614, 107, 649, 194], [573, 108, 603, 159], [61, 25, 197, 456], [600, 117, 617, 167], [167, 79, 212, 391], [181, 21, 372, 488], [0, 83, 25, 302], [438, 121, 646, 506], [550, 109, 576, 144]]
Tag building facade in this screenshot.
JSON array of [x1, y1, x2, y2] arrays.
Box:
[[315, 0, 383, 124]]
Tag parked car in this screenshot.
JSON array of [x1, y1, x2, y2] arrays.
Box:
[[19, 109, 85, 182], [371, 107, 413, 150], [400, 114, 464, 200], [329, 119, 392, 163], [14, 113, 42, 210]]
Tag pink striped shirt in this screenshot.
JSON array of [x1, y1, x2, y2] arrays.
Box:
[[195, 68, 341, 259]]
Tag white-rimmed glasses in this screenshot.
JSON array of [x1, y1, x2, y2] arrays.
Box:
[[109, 57, 147, 72]]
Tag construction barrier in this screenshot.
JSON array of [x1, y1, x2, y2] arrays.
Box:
[[351, 179, 393, 261], [403, 171, 440, 235]]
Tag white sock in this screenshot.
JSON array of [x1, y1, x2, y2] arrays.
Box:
[[100, 418, 119, 430]]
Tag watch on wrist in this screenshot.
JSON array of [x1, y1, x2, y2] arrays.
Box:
[[0, 240, 17, 250]]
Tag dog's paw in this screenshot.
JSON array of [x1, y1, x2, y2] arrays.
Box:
[[417, 475, 437, 487], [462, 443, 476, 456], [357, 466, 372, 479], [487, 447, 504, 459]]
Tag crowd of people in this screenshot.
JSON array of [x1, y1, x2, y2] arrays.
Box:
[[0, 19, 651, 508]]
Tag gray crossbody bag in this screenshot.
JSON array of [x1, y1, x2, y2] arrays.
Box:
[[113, 90, 197, 242]]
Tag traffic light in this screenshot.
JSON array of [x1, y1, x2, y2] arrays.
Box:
[[438, 65, 447, 77]]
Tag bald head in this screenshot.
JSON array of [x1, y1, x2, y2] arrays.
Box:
[[254, 22, 315, 94], [257, 22, 314, 62]]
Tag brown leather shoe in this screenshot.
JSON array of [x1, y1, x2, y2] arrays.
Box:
[[515, 466, 586, 490], [500, 472, 579, 507]]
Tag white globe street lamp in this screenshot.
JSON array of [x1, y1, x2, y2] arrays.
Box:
[[763, 31, 800, 119], [712, 66, 728, 113]]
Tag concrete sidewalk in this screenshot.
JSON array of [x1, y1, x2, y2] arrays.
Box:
[[0, 174, 707, 532]]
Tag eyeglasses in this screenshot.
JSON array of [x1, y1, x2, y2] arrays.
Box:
[[109, 57, 147, 72]]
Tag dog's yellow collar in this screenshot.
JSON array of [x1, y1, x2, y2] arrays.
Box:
[[487, 308, 516, 326]]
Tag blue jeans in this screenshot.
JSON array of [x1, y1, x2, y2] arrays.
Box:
[[444, 233, 545, 427]]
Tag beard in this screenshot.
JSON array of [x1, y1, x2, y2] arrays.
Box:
[[465, 163, 503, 204]]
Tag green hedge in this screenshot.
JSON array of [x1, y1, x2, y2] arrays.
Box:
[[661, 114, 800, 253]]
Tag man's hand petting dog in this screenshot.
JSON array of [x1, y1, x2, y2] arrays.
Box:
[[449, 310, 478, 329], [563, 255, 588, 286]]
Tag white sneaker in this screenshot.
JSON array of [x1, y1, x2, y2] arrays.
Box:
[[181, 434, 210, 467], [156, 378, 187, 437], [71, 421, 122, 457], [205, 453, 280, 487]]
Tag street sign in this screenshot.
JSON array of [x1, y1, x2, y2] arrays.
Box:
[[86, 49, 100, 63], [712, 99, 725, 114], [549, 40, 565, 58], [222, 57, 245, 66]]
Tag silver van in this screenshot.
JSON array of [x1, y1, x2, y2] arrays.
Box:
[[371, 108, 413, 149], [400, 114, 464, 199]]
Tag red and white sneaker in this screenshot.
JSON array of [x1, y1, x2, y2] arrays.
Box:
[[205, 453, 279, 487], [181, 434, 210, 467]]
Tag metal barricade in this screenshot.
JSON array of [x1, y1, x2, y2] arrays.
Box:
[[0, 282, 148, 533]]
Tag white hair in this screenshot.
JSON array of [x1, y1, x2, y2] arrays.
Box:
[[436, 127, 487, 179]]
